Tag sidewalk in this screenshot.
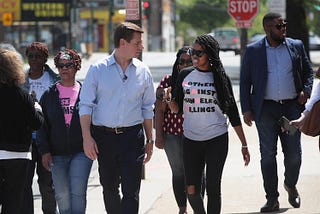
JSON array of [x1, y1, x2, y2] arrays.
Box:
[[147, 126, 320, 214], [34, 120, 320, 214]]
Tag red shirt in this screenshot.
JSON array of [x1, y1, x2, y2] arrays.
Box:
[[158, 75, 184, 135]]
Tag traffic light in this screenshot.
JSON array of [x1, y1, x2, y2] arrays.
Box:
[[142, 1, 151, 20]]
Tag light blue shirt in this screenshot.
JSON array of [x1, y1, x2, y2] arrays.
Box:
[[79, 53, 155, 127], [264, 39, 297, 100]]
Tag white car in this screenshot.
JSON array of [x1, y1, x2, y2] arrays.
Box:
[[309, 33, 320, 50], [209, 27, 241, 55]]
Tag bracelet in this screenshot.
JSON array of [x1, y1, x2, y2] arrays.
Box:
[[146, 139, 154, 144], [241, 145, 248, 149]]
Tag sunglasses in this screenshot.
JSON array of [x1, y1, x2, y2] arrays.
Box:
[[56, 62, 74, 69], [178, 59, 192, 66], [188, 48, 206, 57], [274, 23, 287, 30]]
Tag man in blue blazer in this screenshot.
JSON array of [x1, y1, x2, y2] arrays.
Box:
[[240, 12, 314, 212]]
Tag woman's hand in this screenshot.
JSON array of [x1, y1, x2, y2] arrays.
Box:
[[290, 111, 309, 129], [42, 153, 53, 172], [162, 87, 172, 103], [155, 135, 165, 149], [241, 147, 250, 166], [243, 111, 254, 126]]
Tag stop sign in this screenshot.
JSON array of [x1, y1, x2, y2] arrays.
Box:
[[228, 0, 259, 21]]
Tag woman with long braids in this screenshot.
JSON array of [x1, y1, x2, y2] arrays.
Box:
[[164, 34, 250, 213], [155, 46, 205, 214]]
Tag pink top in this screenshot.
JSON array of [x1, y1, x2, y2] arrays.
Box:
[[158, 75, 184, 135], [56, 82, 80, 126]]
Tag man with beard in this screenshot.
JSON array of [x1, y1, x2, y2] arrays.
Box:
[[240, 12, 313, 212]]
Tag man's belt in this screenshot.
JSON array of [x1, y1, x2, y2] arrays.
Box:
[[265, 98, 296, 105], [93, 124, 141, 134]]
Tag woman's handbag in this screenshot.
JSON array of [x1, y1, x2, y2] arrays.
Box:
[[300, 100, 320, 137]]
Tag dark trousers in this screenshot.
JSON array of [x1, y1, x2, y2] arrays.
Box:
[[23, 142, 56, 214], [0, 159, 29, 214], [92, 125, 145, 214], [183, 133, 228, 214], [256, 100, 302, 200]]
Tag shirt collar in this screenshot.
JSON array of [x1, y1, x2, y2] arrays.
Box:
[[108, 52, 137, 68], [265, 37, 286, 49]]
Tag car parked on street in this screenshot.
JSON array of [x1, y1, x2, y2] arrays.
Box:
[[248, 34, 265, 44], [208, 27, 240, 55], [309, 33, 320, 51]]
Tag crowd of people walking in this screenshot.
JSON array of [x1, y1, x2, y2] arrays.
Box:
[[0, 11, 319, 214]]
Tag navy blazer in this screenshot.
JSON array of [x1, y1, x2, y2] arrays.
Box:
[[240, 37, 314, 122]]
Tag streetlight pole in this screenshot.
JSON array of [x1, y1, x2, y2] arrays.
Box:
[[108, 0, 114, 52]]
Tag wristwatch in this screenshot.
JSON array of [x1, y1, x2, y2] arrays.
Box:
[[146, 139, 154, 144]]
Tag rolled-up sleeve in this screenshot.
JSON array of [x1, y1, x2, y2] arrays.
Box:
[[142, 71, 155, 119], [79, 65, 97, 116]]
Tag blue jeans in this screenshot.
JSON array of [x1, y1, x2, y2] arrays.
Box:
[[255, 100, 303, 200], [51, 152, 93, 214], [163, 134, 187, 208]]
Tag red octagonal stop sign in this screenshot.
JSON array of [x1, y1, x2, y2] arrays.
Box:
[[228, 0, 259, 21]]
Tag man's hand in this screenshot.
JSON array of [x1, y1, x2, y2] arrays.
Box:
[[297, 91, 308, 105], [144, 142, 153, 164], [243, 111, 254, 126], [42, 153, 53, 172], [83, 135, 99, 160]]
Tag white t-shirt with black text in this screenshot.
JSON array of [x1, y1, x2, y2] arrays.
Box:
[[181, 69, 228, 141]]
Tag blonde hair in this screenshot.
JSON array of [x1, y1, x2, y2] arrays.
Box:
[[0, 49, 25, 87]]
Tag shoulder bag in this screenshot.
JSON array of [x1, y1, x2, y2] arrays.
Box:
[[300, 100, 320, 137]]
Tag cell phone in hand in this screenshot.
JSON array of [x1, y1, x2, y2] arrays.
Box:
[[278, 116, 298, 136]]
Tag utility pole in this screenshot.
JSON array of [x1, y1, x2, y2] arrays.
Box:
[[125, 0, 146, 179], [108, 0, 115, 52]]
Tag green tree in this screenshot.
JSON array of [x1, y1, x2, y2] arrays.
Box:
[[176, 0, 230, 44]]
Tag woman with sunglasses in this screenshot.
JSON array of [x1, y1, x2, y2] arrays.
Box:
[[165, 35, 250, 214], [155, 46, 205, 214], [37, 49, 93, 214]]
